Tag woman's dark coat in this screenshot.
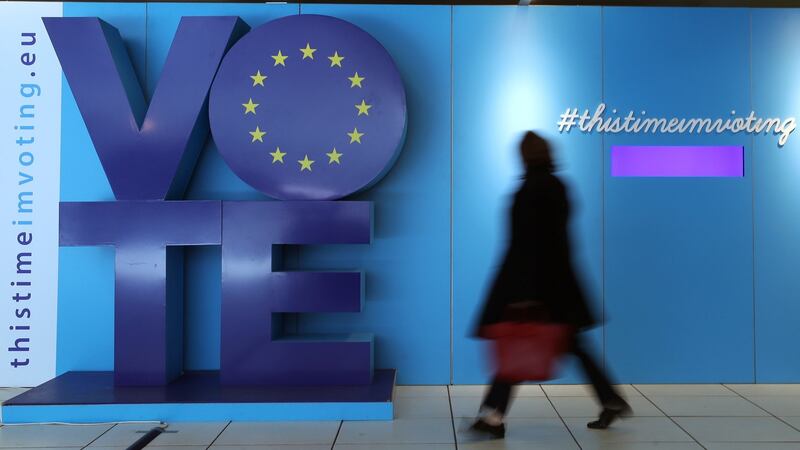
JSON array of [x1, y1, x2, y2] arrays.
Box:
[[476, 166, 597, 334]]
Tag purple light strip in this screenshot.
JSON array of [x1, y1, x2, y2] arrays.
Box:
[[611, 145, 744, 177]]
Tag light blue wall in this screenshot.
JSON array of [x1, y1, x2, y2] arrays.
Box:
[[56, 3, 800, 384], [602, 8, 754, 383], [451, 6, 603, 384], [752, 9, 800, 383]]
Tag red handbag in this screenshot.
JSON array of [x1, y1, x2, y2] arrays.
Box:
[[481, 320, 573, 383]]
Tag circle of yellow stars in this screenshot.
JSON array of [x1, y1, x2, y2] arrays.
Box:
[[243, 43, 372, 173]]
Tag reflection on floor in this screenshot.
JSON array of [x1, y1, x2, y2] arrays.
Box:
[[2, 384, 800, 449]]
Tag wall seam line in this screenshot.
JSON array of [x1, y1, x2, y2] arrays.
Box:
[[600, 5, 607, 373], [449, 4, 455, 386], [749, 8, 757, 383]]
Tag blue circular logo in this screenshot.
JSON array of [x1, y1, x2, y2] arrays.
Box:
[[209, 15, 407, 200]]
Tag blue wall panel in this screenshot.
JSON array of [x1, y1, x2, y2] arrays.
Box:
[[296, 5, 452, 384], [603, 8, 755, 382], [752, 10, 800, 382], [452, 6, 603, 384]]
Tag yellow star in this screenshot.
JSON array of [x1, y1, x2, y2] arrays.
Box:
[[298, 154, 315, 172], [249, 126, 266, 143], [300, 43, 317, 60], [250, 70, 267, 87], [355, 100, 372, 116], [242, 98, 259, 115], [272, 50, 288, 67], [348, 72, 365, 88], [327, 148, 343, 164], [347, 127, 364, 144], [270, 147, 286, 163], [328, 51, 344, 68]]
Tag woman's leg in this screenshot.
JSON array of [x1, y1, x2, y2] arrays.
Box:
[[482, 378, 516, 415], [571, 337, 631, 429], [471, 377, 515, 438], [572, 342, 624, 408]]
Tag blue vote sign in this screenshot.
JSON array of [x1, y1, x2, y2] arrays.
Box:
[[45, 13, 405, 387], [210, 15, 407, 200]]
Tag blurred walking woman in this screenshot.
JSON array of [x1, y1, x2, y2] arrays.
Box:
[[472, 131, 631, 438]]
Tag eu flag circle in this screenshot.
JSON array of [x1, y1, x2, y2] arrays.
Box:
[[209, 15, 407, 200]]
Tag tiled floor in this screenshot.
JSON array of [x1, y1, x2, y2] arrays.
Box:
[[2, 384, 800, 449]]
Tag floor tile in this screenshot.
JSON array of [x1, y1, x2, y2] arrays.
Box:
[[395, 396, 453, 418], [0, 424, 112, 448], [395, 386, 449, 398], [212, 446, 331, 450], [542, 384, 595, 397], [335, 445, 456, 450], [781, 416, 800, 429], [336, 418, 454, 444], [579, 444, 704, 450], [213, 421, 340, 445], [648, 396, 769, 417], [94, 446, 206, 450], [459, 440, 578, 450], [725, 384, 800, 397], [449, 385, 544, 397], [451, 396, 557, 418], [634, 385, 735, 397], [747, 396, 800, 416], [449, 395, 482, 418], [450, 385, 489, 397], [705, 444, 800, 450], [0, 448, 84, 450], [616, 385, 646, 398], [0, 448, 86, 450], [565, 417, 693, 445], [89, 422, 228, 447], [549, 396, 663, 418], [674, 417, 800, 443], [516, 385, 546, 397], [456, 417, 578, 448], [543, 384, 642, 398], [137, 447, 207, 450]]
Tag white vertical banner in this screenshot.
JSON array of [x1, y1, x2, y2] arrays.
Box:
[[0, 2, 63, 387]]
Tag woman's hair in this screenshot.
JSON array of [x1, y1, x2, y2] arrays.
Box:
[[519, 131, 554, 170]]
